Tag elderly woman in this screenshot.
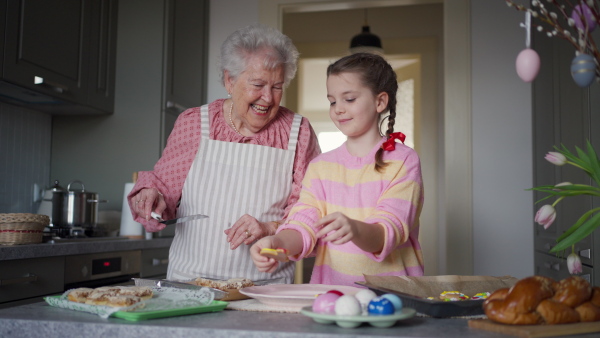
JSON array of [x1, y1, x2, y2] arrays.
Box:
[[128, 24, 320, 283]]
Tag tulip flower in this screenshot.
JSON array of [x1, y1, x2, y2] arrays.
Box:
[[535, 205, 556, 229], [567, 252, 583, 274], [545, 152, 567, 166]]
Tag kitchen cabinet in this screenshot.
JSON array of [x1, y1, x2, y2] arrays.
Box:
[[0, 0, 118, 115], [0, 256, 65, 304], [161, 0, 209, 150], [532, 28, 600, 286]]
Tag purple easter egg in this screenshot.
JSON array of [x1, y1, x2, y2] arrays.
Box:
[[571, 4, 596, 32]]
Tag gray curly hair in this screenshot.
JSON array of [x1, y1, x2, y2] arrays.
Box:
[[219, 24, 299, 88]]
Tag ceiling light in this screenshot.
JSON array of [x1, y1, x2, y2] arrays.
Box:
[[349, 9, 383, 54]]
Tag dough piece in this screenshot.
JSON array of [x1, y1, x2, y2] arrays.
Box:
[[194, 277, 254, 291], [105, 295, 144, 308], [67, 288, 94, 303], [259, 248, 289, 262], [117, 286, 153, 300]]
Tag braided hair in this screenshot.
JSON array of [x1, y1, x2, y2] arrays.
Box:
[[326, 53, 398, 172]]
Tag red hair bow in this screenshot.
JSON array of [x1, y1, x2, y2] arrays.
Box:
[[381, 132, 406, 151]]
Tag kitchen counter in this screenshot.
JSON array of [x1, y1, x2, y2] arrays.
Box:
[[0, 237, 173, 261], [0, 301, 520, 338]]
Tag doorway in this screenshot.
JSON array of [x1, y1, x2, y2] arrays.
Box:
[[279, 3, 443, 277]]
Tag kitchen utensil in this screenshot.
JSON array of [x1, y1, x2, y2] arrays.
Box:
[[37, 180, 65, 227], [468, 319, 600, 337], [54, 180, 108, 229], [150, 212, 208, 225]]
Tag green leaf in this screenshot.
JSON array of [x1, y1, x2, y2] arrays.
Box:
[[585, 140, 600, 186], [555, 208, 600, 242], [550, 211, 600, 253]]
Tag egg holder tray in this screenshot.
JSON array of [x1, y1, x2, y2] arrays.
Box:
[[357, 282, 485, 318], [300, 306, 416, 328]]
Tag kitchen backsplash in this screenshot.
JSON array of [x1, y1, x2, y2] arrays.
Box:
[[0, 102, 51, 213]]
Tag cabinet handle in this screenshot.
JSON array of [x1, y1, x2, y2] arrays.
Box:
[[34, 76, 69, 93], [0, 273, 38, 286], [166, 101, 188, 113], [579, 249, 591, 259], [152, 258, 169, 266]]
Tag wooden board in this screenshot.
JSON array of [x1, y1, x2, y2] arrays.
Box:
[[468, 319, 600, 338]]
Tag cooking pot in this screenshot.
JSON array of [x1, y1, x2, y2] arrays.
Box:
[[54, 180, 107, 228], [37, 180, 65, 227]]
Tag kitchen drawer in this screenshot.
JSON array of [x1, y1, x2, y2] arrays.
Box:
[[535, 252, 594, 285], [0, 256, 65, 303], [140, 248, 169, 278]]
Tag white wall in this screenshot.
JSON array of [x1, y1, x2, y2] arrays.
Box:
[[471, 1, 533, 277], [207, 0, 535, 278]]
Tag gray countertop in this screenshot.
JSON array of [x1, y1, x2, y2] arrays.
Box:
[[0, 237, 174, 261], [0, 301, 517, 338]]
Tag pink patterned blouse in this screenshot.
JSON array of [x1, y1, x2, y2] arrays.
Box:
[[128, 99, 321, 232]]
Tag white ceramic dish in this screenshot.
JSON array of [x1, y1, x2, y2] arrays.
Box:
[[239, 284, 362, 310]]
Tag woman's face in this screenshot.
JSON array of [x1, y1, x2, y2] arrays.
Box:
[[225, 50, 285, 134]]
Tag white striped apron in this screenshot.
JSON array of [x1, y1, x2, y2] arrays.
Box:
[[167, 104, 302, 283]]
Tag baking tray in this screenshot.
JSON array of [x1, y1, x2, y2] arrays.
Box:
[[357, 281, 485, 318]]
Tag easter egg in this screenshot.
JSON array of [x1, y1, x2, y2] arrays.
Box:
[[571, 4, 596, 32], [571, 53, 596, 87], [381, 294, 403, 311], [367, 297, 395, 316], [312, 293, 340, 314], [354, 289, 378, 314], [326, 289, 344, 296], [334, 295, 362, 316], [515, 48, 540, 83]]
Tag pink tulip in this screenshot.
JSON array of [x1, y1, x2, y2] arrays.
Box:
[[535, 205, 556, 229], [545, 152, 567, 166], [567, 253, 583, 274]]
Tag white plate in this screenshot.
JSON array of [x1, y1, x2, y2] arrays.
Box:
[[239, 284, 362, 309], [300, 306, 416, 328]]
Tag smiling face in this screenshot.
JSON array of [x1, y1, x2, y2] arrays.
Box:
[[326, 72, 388, 141], [225, 49, 285, 135]]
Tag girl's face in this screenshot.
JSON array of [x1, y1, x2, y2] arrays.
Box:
[[225, 50, 285, 134], [326, 72, 388, 139]]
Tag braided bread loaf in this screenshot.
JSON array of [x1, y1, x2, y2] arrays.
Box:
[[483, 275, 600, 325]]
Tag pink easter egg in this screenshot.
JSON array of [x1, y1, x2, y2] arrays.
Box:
[[571, 4, 596, 32], [312, 293, 341, 314], [515, 48, 540, 83]]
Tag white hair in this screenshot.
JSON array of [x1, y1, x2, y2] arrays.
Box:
[[219, 24, 299, 88]]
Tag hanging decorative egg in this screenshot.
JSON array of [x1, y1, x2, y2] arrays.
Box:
[[570, 54, 596, 87], [515, 48, 540, 82], [571, 4, 597, 32]]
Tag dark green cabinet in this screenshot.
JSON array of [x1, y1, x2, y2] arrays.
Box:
[[0, 0, 117, 114], [161, 0, 209, 150], [532, 29, 600, 286]]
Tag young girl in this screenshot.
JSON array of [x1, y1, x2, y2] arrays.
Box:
[[250, 53, 424, 286]]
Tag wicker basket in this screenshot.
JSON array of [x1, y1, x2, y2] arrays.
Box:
[[0, 213, 50, 245]]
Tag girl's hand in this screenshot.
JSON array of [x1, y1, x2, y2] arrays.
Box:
[[225, 214, 276, 250], [315, 212, 358, 245], [250, 236, 281, 273], [131, 188, 166, 221]]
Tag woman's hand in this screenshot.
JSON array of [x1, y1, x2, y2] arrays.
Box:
[[250, 236, 281, 273], [315, 212, 359, 245], [224, 214, 277, 250], [130, 188, 166, 221]]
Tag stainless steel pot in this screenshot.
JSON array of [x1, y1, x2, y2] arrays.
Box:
[[37, 180, 65, 227], [54, 180, 107, 228]]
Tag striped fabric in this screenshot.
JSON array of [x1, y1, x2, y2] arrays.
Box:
[[278, 138, 425, 286], [167, 105, 302, 283]]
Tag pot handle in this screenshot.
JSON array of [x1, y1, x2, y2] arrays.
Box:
[[67, 180, 85, 192], [87, 199, 109, 203]]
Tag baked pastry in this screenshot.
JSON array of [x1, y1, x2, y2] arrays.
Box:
[[69, 286, 153, 307], [259, 248, 289, 262], [439, 291, 469, 301], [471, 292, 491, 300], [67, 288, 94, 303], [193, 277, 254, 291], [483, 275, 600, 325]]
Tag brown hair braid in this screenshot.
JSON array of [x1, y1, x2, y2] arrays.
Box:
[[326, 52, 398, 172]]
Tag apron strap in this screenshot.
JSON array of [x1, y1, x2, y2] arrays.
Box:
[[200, 104, 210, 140], [287, 114, 303, 153]]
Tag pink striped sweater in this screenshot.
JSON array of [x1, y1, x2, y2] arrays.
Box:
[[277, 138, 424, 286]]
